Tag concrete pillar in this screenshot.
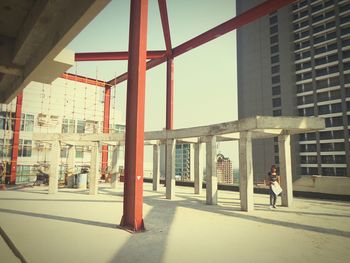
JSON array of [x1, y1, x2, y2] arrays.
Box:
[[278, 132, 293, 207], [48, 141, 60, 194], [66, 146, 76, 188], [194, 142, 203, 194], [206, 136, 217, 205], [89, 142, 99, 195], [110, 145, 119, 189], [153, 144, 160, 191], [166, 139, 175, 199], [239, 132, 254, 211]]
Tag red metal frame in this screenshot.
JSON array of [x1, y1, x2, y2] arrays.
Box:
[[107, 0, 295, 86], [120, 0, 148, 232], [60, 72, 107, 87], [10, 92, 23, 184], [166, 58, 174, 129], [75, 51, 166, 61], [101, 86, 111, 179], [158, 0, 172, 55]]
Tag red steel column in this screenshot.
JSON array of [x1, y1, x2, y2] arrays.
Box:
[[102, 86, 111, 179], [166, 58, 174, 130], [10, 92, 23, 185], [120, 0, 148, 232]]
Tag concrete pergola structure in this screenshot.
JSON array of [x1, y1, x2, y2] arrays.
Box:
[[33, 116, 325, 212]]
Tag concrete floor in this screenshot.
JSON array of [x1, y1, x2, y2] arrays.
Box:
[[0, 183, 350, 263]]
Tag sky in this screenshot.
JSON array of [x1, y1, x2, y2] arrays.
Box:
[[67, 0, 239, 167]]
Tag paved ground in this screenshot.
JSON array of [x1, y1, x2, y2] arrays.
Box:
[[0, 183, 350, 263]]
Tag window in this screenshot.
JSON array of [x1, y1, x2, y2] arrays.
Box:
[[273, 109, 282, 116], [322, 167, 335, 176], [0, 112, 15, 130], [318, 105, 330, 115], [76, 147, 84, 158], [60, 146, 68, 158], [270, 25, 278, 34], [0, 139, 12, 158], [62, 119, 75, 133], [320, 131, 332, 139], [271, 55, 279, 64], [77, 120, 85, 133], [331, 103, 342, 113], [271, 65, 280, 74], [269, 15, 277, 24], [270, 35, 278, 44], [20, 114, 34, 132], [336, 168, 347, 176], [271, 45, 279, 54], [272, 86, 281, 96], [18, 139, 32, 157], [272, 75, 280, 84], [272, 98, 281, 107]]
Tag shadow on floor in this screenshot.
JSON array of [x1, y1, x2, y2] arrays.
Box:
[[0, 208, 118, 229], [0, 197, 121, 203]]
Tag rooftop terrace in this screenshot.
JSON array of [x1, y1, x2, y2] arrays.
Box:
[[1, 182, 349, 263]]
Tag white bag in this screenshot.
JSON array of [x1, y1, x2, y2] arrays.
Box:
[[271, 182, 283, 195]]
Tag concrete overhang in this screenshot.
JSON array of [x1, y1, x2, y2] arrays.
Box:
[[0, 0, 111, 103]]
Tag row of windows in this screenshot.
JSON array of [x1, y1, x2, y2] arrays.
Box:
[[60, 146, 85, 159], [299, 130, 350, 141], [0, 139, 32, 158], [318, 103, 343, 115], [301, 167, 347, 176]]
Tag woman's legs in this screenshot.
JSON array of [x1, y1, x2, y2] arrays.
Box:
[[269, 188, 277, 207]]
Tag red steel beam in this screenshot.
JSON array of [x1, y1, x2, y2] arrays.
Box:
[[166, 58, 174, 129], [172, 0, 296, 57], [10, 92, 23, 185], [120, 0, 148, 232], [107, 0, 295, 86], [60, 72, 107, 87], [75, 50, 166, 61], [158, 0, 172, 55], [101, 86, 111, 179]]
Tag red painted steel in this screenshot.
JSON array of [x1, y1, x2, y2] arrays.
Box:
[[75, 51, 166, 61], [166, 58, 174, 130], [60, 72, 107, 87], [120, 0, 148, 232], [107, 0, 295, 87], [101, 86, 111, 178], [107, 55, 167, 86], [172, 0, 296, 57], [158, 0, 172, 55], [10, 92, 23, 185]]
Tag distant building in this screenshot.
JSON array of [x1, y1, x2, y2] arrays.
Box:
[[216, 153, 233, 184]]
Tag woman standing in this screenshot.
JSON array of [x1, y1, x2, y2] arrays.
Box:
[[267, 165, 281, 208]]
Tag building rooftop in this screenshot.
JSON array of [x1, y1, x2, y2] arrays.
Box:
[[1, 182, 349, 263]]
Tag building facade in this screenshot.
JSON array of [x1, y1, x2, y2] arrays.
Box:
[[0, 77, 124, 183], [237, 0, 350, 181], [216, 153, 233, 184]]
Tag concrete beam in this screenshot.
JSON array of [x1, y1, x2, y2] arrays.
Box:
[[206, 136, 217, 205], [194, 142, 204, 195], [110, 146, 119, 190], [165, 139, 176, 199], [279, 132, 293, 207], [239, 132, 254, 211], [66, 146, 76, 188], [152, 144, 160, 191], [48, 141, 60, 194], [89, 142, 100, 195]]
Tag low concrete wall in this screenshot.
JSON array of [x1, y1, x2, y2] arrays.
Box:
[[293, 175, 350, 195]]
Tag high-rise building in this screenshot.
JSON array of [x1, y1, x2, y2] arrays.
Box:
[[216, 153, 233, 184], [237, 0, 350, 181]]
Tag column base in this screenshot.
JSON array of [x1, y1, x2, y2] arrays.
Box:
[[120, 216, 145, 233]]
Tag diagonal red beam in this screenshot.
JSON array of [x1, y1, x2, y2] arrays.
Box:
[[172, 0, 296, 57], [60, 72, 108, 87], [158, 0, 172, 55], [75, 50, 166, 61], [107, 0, 295, 87]]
